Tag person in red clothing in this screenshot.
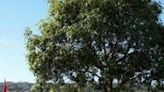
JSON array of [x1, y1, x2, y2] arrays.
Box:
[[2, 79, 7, 92]]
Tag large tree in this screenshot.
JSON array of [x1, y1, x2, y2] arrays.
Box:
[[25, 0, 164, 91]]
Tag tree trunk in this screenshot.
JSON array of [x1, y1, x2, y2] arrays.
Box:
[[103, 79, 113, 92]]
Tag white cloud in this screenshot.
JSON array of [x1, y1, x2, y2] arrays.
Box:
[[0, 40, 9, 45], [0, 40, 21, 47]]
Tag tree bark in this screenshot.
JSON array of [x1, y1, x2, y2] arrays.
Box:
[[103, 79, 113, 92]]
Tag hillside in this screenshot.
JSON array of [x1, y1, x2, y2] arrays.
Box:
[[0, 82, 32, 92]]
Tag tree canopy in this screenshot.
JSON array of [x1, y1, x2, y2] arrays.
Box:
[[25, 0, 164, 91]]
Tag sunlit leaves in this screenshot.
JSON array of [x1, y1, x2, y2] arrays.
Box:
[[25, 0, 164, 91]]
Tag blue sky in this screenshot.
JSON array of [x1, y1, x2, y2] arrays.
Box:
[[0, 0, 47, 82], [0, 0, 163, 83]]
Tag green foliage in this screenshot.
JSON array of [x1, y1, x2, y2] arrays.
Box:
[[60, 85, 83, 92], [30, 84, 42, 92], [49, 86, 56, 92], [25, 0, 164, 91]]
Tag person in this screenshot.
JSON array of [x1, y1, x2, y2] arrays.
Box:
[[2, 79, 7, 92]]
